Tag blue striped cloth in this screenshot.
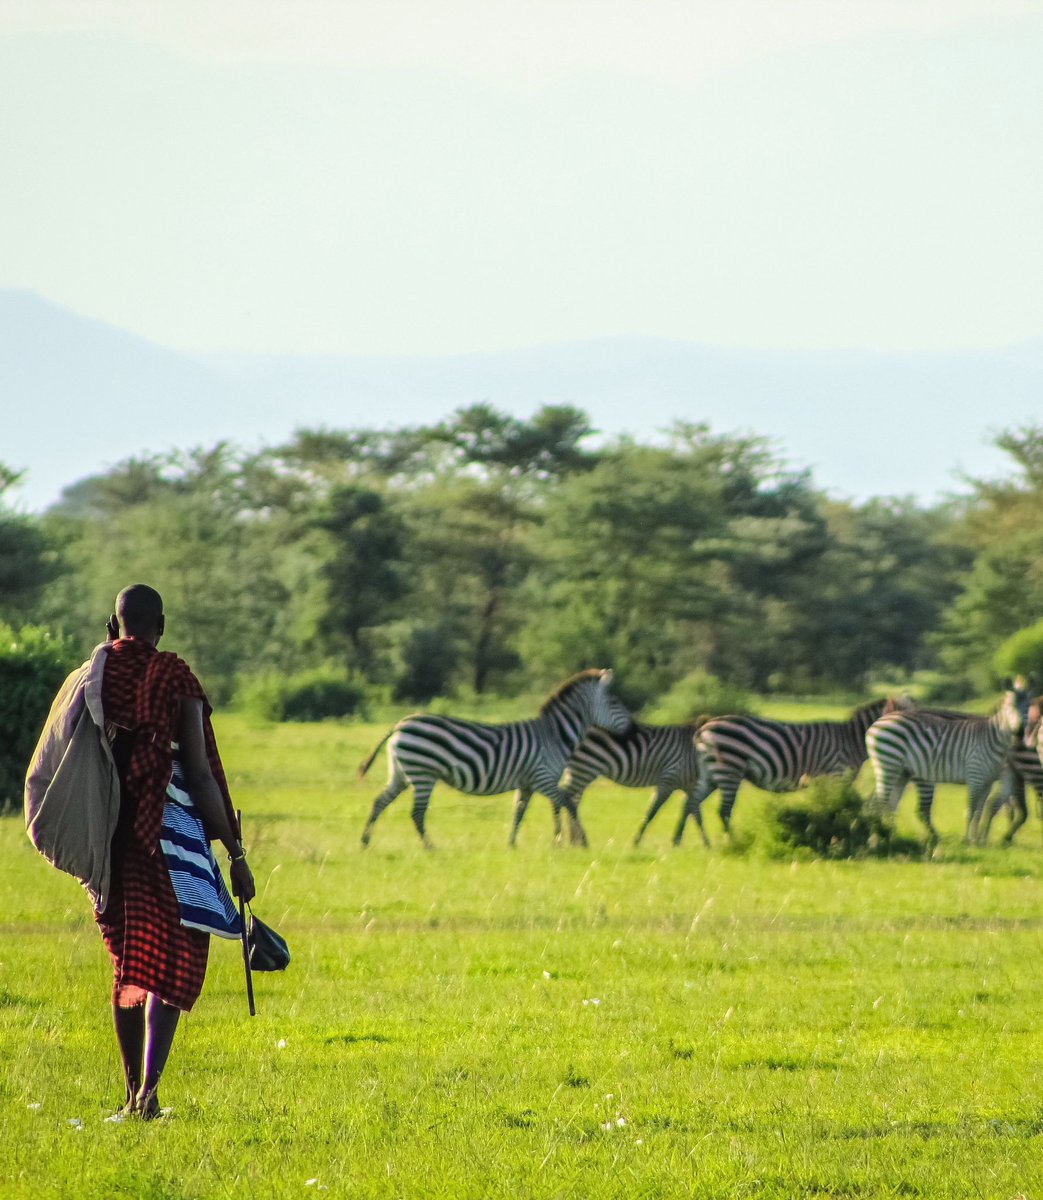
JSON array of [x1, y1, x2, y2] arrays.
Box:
[[160, 758, 243, 939]]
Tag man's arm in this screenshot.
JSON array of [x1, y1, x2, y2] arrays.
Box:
[[178, 697, 255, 901]]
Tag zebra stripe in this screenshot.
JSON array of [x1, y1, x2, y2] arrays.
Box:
[[865, 686, 1029, 846], [979, 743, 1043, 843], [553, 722, 707, 847], [975, 696, 1043, 844], [678, 699, 895, 842], [358, 669, 632, 847]]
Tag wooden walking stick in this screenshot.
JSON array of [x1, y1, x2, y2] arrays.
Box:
[[236, 809, 256, 1017]]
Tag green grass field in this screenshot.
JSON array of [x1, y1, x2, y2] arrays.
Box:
[[3, 706, 1043, 1199]]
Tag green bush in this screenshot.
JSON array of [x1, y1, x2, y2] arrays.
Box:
[[994, 621, 1043, 691], [642, 669, 754, 724], [0, 623, 79, 813], [769, 775, 922, 859], [905, 670, 977, 704], [236, 668, 365, 723]]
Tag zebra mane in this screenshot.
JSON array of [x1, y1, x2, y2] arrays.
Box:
[[539, 669, 606, 714]]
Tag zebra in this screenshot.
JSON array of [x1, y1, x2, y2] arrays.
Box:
[[670, 699, 898, 845], [885, 698, 1043, 845], [547, 721, 708, 848], [978, 696, 1043, 844], [358, 668, 633, 848], [864, 684, 1030, 847]]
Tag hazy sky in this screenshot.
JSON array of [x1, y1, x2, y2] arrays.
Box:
[[1, 0, 1041, 356]]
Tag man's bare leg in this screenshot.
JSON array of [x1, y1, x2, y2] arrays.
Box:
[[135, 994, 181, 1117], [112, 1002, 145, 1110]]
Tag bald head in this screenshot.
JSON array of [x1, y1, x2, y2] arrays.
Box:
[[114, 584, 165, 641]]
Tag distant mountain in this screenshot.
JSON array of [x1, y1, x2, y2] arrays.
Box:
[[2, 289, 1041, 512]]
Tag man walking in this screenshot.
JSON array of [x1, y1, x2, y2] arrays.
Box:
[[28, 583, 255, 1118]]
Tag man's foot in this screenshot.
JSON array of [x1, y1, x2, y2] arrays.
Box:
[[134, 1087, 161, 1119]]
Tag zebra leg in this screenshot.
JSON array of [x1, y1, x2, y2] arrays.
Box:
[[676, 787, 710, 849], [632, 785, 672, 846], [976, 778, 1022, 846], [549, 785, 588, 848], [884, 769, 909, 815], [717, 778, 742, 837], [551, 800, 564, 844], [993, 772, 1027, 849], [361, 773, 408, 846], [977, 783, 1004, 845], [509, 789, 535, 847], [409, 780, 436, 849], [565, 805, 588, 848], [635, 783, 683, 846], [561, 784, 589, 847], [966, 769, 998, 845], [551, 788, 578, 845], [1002, 774, 1027, 845], [914, 781, 939, 849]]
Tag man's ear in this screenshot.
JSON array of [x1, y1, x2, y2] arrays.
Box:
[[157, 614, 165, 637]]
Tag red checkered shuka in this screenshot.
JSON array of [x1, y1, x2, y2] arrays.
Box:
[[97, 638, 236, 1011]]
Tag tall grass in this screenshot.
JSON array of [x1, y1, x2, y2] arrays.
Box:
[[2, 710, 1041, 1198]]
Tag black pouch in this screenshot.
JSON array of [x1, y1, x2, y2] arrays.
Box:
[[248, 909, 291, 972]]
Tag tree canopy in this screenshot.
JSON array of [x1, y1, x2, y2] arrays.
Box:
[[17, 413, 1039, 708]]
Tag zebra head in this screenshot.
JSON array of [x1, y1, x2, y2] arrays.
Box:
[[541, 669, 633, 741], [587, 669, 634, 735]]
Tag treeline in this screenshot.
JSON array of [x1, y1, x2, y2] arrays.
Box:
[[3, 409, 1042, 709]]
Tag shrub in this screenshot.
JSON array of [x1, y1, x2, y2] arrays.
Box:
[[994, 621, 1043, 691], [906, 670, 977, 705], [642, 669, 754, 724], [236, 668, 365, 722], [0, 623, 79, 813], [769, 775, 922, 859]]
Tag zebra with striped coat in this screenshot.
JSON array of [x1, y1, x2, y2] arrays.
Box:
[[979, 695, 1043, 844], [551, 721, 708, 849], [891, 698, 1043, 845], [358, 669, 633, 848], [864, 684, 1030, 847], [673, 699, 897, 845]]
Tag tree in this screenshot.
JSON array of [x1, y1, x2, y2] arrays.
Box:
[[396, 478, 534, 694], [0, 465, 59, 624], [424, 403, 596, 482], [378, 405, 596, 695], [38, 448, 295, 699], [0, 623, 78, 811], [934, 427, 1043, 690], [524, 427, 827, 703], [779, 498, 969, 691], [314, 485, 407, 673]]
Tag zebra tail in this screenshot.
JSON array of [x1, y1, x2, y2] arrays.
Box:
[[358, 730, 394, 779]]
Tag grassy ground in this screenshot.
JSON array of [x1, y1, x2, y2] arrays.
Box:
[[2, 706, 1043, 1199]]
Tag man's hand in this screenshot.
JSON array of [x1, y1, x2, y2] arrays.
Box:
[[230, 857, 256, 903]]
